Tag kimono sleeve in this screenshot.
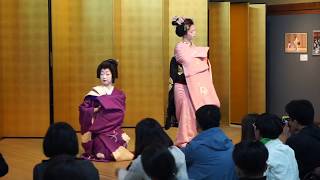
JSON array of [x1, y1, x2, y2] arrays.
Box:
[[175, 43, 193, 65], [79, 96, 95, 134], [193, 46, 209, 59], [97, 91, 126, 112]]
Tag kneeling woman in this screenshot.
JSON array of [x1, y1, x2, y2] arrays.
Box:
[[79, 59, 133, 161]]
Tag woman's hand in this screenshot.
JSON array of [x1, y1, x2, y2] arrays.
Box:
[[94, 106, 101, 113], [279, 123, 291, 143]]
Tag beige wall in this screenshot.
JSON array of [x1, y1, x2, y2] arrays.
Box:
[[209, 2, 266, 124], [52, 0, 114, 130], [119, 0, 165, 126], [248, 4, 266, 113], [209, 2, 231, 125], [0, 0, 50, 136]]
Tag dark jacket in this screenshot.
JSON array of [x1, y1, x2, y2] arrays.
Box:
[[33, 157, 99, 180], [286, 125, 320, 179], [0, 153, 8, 177]]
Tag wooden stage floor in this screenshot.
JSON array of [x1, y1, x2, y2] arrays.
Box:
[[0, 126, 240, 180]]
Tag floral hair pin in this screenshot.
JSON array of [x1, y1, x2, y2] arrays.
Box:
[[172, 16, 185, 25]]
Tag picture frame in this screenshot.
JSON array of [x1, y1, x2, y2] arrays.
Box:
[[285, 33, 307, 53], [313, 30, 320, 55]]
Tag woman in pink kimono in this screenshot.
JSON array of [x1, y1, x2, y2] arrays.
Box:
[[79, 59, 133, 162], [172, 16, 220, 147]]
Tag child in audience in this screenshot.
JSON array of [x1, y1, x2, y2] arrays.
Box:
[[233, 141, 268, 180], [181, 105, 237, 180], [118, 118, 188, 180], [43, 154, 99, 180], [254, 113, 299, 180], [33, 122, 99, 180], [241, 113, 259, 141]]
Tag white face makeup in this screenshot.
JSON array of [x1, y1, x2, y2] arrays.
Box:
[[100, 68, 112, 86]]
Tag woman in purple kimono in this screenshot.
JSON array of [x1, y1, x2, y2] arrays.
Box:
[[79, 59, 133, 162]]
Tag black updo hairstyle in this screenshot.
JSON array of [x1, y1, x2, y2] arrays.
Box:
[[172, 18, 194, 37], [96, 59, 118, 83]]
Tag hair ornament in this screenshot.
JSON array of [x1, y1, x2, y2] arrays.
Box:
[[172, 16, 185, 25]]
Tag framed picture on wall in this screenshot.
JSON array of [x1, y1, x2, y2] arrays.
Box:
[[313, 30, 320, 55], [285, 33, 307, 53]]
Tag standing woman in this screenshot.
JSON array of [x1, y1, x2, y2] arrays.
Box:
[[172, 16, 220, 147], [79, 59, 133, 162]]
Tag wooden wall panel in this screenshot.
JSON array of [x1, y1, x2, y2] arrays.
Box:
[[248, 4, 266, 113], [230, 3, 249, 124], [52, 0, 114, 130], [0, 0, 49, 136], [120, 0, 164, 126], [209, 2, 231, 125]]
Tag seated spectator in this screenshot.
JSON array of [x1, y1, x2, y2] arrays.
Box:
[[43, 154, 99, 180], [181, 105, 237, 180], [285, 100, 320, 179], [0, 153, 8, 177], [33, 122, 99, 180], [118, 118, 188, 180], [241, 114, 259, 141], [141, 144, 178, 180], [254, 113, 299, 180], [233, 141, 268, 180]]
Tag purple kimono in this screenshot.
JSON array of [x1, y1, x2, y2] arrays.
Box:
[[79, 86, 133, 162]]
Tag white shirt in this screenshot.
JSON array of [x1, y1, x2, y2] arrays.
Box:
[[264, 139, 300, 180]]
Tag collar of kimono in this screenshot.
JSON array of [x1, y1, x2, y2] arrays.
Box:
[[86, 85, 114, 96]]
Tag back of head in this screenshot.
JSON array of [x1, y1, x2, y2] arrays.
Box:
[[43, 122, 78, 158], [96, 59, 118, 83], [255, 113, 283, 139], [241, 113, 259, 141], [134, 118, 173, 157], [285, 99, 314, 126], [171, 16, 194, 37], [43, 155, 86, 180], [233, 141, 268, 177], [141, 144, 177, 180], [195, 105, 221, 130]]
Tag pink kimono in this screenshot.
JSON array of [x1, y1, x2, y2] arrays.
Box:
[[174, 42, 220, 147]]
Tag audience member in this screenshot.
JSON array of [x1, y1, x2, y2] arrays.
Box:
[[285, 100, 320, 178], [0, 153, 8, 177], [241, 113, 259, 141], [233, 141, 268, 180], [255, 113, 299, 180], [33, 122, 99, 180], [43, 154, 99, 180], [181, 105, 237, 180], [141, 144, 177, 180], [118, 118, 188, 180]]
